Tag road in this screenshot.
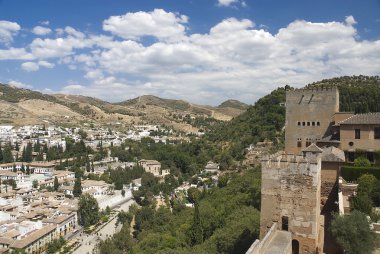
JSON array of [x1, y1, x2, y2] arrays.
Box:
[[72, 199, 135, 254]]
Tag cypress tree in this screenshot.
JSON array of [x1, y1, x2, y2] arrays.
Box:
[[190, 202, 203, 245], [54, 177, 59, 191], [73, 177, 82, 197], [2, 143, 13, 163], [0, 143, 3, 162]]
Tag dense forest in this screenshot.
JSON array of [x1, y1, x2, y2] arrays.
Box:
[[98, 168, 261, 254]]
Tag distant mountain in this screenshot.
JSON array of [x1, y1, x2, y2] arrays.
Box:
[[218, 99, 249, 110], [0, 84, 246, 132]]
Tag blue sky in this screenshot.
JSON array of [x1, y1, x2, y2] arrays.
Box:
[[0, 0, 379, 105]]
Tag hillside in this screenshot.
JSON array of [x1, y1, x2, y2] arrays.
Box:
[[204, 75, 380, 163], [307, 75, 380, 113], [0, 84, 247, 131]]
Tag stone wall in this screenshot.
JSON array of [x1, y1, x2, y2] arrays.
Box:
[[260, 151, 322, 253]]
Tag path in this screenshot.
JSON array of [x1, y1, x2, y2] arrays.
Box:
[[72, 199, 135, 254]]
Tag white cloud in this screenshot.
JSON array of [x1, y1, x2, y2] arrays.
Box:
[[218, 0, 238, 6], [38, 60, 55, 68], [39, 21, 50, 26], [8, 80, 33, 89], [21, 62, 39, 72], [0, 20, 20, 44], [103, 9, 188, 42], [0, 48, 34, 60], [345, 15, 357, 26], [32, 26, 52, 35], [21, 60, 55, 72], [0, 12, 380, 105]]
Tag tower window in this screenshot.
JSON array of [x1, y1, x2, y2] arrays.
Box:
[[317, 122, 320, 126], [307, 122, 310, 126], [375, 128, 380, 139], [312, 122, 315, 126], [297, 122, 301, 126], [355, 129, 361, 139], [302, 122, 305, 126], [282, 216, 289, 231]]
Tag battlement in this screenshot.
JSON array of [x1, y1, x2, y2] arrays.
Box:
[[262, 151, 319, 168], [289, 86, 338, 93]]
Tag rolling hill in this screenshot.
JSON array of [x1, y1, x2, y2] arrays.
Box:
[[0, 84, 247, 132]]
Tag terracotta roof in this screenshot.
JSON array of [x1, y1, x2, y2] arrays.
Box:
[[339, 113, 380, 125], [0, 237, 14, 245], [302, 143, 323, 153], [10, 224, 56, 249]]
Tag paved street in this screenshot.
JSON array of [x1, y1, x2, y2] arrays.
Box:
[[73, 198, 135, 254]]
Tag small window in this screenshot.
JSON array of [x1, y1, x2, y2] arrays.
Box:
[[297, 141, 302, 147], [306, 141, 311, 147], [355, 129, 361, 139], [307, 122, 310, 126], [282, 216, 289, 231], [312, 122, 315, 126], [297, 122, 301, 126], [302, 122, 305, 126], [317, 122, 320, 126], [367, 152, 374, 163], [347, 152, 355, 162], [375, 128, 380, 139], [349, 141, 354, 146]]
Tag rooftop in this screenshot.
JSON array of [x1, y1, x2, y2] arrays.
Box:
[[339, 113, 380, 125]]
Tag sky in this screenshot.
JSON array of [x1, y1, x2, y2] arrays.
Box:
[[0, 0, 379, 105]]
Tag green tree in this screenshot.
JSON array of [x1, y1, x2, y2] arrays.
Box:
[[54, 176, 59, 191], [73, 177, 82, 197], [32, 179, 38, 189], [78, 193, 100, 227], [330, 210, 376, 254], [20, 164, 25, 173], [354, 156, 371, 167], [2, 143, 13, 163], [0, 143, 3, 162], [190, 202, 203, 245]]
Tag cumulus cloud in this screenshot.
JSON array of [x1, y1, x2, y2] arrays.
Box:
[[38, 60, 55, 68], [0, 47, 34, 60], [218, 0, 238, 6], [1, 13, 380, 105], [21, 60, 55, 72], [21, 62, 39, 72], [32, 26, 52, 35], [217, 0, 246, 7], [0, 20, 20, 44], [103, 9, 188, 42]]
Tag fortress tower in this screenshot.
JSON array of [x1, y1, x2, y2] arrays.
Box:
[[285, 87, 339, 154], [259, 147, 324, 253], [255, 87, 344, 254]]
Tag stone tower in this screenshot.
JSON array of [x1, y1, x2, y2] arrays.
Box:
[[260, 145, 324, 253], [285, 87, 339, 154]]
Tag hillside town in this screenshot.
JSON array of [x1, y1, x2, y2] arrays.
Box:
[[0, 121, 224, 253]]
